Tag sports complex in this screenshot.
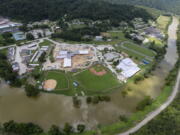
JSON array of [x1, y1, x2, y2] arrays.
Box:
[[42, 64, 122, 96]]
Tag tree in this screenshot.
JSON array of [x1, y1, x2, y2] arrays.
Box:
[[48, 125, 63, 135], [38, 52, 47, 63], [19, 24, 28, 32], [2, 32, 13, 39], [136, 96, 153, 111], [26, 33, 35, 40], [38, 32, 42, 38], [63, 123, 73, 134], [119, 115, 128, 122], [77, 124, 85, 133], [73, 97, 81, 108], [86, 97, 92, 104], [3, 120, 43, 135], [25, 84, 40, 97]]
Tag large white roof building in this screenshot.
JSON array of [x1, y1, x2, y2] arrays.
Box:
[[117, 58, 140, 78], [64, 58, 72, 67]]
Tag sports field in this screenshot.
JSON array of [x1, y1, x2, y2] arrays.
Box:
[[44, 71, 69, 90], [116, 42, 156, 61], [74, 65, 121, 94]]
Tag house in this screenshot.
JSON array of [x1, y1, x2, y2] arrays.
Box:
[[95, 36, 103, 41], [144, 27, 165, 39], [12, 62, 20, 72], [104, 52, 120, 62], [0, 18, 22, 33], [116, 58, 140, 78]]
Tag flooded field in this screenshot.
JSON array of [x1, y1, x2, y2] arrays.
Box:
[[0, 17, 178, 131]]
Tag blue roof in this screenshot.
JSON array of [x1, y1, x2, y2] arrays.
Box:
[[13, 32, 26, 41]]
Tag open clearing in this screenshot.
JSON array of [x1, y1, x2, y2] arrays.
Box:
[[157, 15, 171, 31], [148, 37, 164, 47]]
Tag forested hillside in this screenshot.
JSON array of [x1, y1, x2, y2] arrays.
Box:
[[0, 0, 152, 22], [103, 0, 180, 14]]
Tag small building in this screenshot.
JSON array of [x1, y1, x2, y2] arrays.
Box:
[[116, 58, 140, 78], [13, 32, 26, 41], [79, 50, 89, 55], [12, 62, 20, 72], [104, 52, 120, 62], [0, 18, 22, 33], [95, 36, 103, 41], [20, 49, 32, 57]]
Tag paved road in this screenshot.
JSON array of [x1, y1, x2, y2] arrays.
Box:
[[0, 44, 16, 50], [117, 16, 180, 135]]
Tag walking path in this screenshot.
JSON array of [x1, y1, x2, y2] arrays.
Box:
[[117, 16, 180, 135]]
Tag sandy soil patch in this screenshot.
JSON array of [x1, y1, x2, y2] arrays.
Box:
[[43, 79, 57, 91], [89, 68, 107, 76]]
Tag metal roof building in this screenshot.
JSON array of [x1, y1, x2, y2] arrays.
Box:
[[116, 58, 140, 78]]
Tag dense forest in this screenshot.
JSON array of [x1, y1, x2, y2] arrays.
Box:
[[0, 0, 152, 22], [103, 0, 180, 14]]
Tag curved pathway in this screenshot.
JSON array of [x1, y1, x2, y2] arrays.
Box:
[[117, 16, 180, 135]]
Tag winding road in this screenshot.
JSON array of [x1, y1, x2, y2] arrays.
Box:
[[117, 16, 180, 135]]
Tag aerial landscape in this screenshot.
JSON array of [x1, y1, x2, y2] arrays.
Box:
[[0, 0, 179, 135]]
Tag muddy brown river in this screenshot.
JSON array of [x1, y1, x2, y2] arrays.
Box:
[[0, 17, 179, 130]]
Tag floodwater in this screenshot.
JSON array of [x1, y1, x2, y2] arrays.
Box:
[[0, 17, 179, 130]]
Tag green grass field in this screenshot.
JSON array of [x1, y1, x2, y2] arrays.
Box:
[[74, 65, 121, 94], [148, 37, 164, 47], [116, 42, 156, 61], [44, 71, 69, 90], [41, 65, 121, 96], [157, 15, 171, 31], [123, 43, 156, 57], [39, 39, 53, 47]]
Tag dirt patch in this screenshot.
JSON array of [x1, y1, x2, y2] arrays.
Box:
[[43, 79, 57, 91], [89, 68, 107, 76]]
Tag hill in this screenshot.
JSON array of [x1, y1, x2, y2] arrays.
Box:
[[0, 0, 152, 22], [103, 0, 180, 15]]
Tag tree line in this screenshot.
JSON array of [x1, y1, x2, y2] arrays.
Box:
[[0, 0, 152, 23], [0, 120, 86, 135]]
